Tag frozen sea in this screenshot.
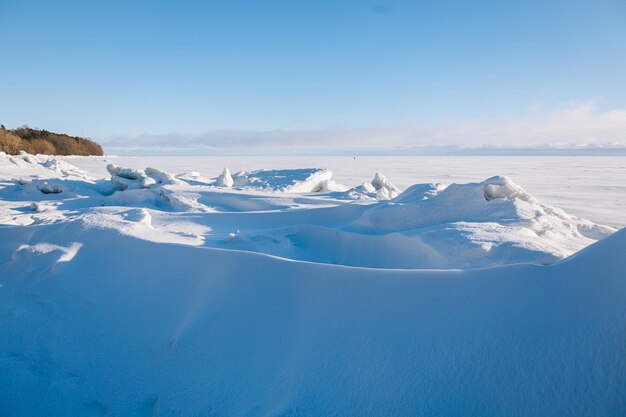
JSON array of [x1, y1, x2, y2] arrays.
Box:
[[69, 155, 626, 227]]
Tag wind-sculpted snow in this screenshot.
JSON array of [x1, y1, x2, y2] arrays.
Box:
[[43, 158, 92, 179], [343, 175, 614, 267], [0, 153, 616, 268], [221, 167, 345, 193], [0, 154, 624, 415], [0, 220, 624, 416]]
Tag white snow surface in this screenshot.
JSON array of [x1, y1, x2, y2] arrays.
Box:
[[0, 153, 625, 415], [215, 166, 234, 187], [0, 152, 615, 269]]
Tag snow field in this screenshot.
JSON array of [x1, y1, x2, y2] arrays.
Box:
[[0, 152, 624, 416]]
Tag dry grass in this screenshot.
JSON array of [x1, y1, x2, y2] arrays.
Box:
[[0, 126, 103, 156], [0, 130, 24, 154]]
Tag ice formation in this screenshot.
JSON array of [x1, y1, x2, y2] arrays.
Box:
[[107, 163, 179, 190], [0, 154, 623, 416], [215, 167, 234, 187]]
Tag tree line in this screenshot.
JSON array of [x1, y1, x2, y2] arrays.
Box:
[[0, 125, 103, 156]]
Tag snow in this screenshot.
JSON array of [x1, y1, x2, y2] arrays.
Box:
[[215, 166, 234, 187], [1, 219, 625, 416], [16, 241, 83, 262], [0, 153, 624, 415], [64, 155, 624, 227], [44, 158, 92, 178], [342, 175, 613, 267], [36, 180, 64, 194], [222, 167, 342, 193], [106, 164, 181, 190], [370, 171, 401, 199]]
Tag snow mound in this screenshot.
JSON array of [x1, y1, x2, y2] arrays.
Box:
[[18, 151, 42, 164], [346, 176, 614, 267], [371, 172, 400, 199], [107, 164, 179, 191], [36, 181, 63, 194], [0, 155, 616, 269], [43, 158, 91, 178], [0, 153, 31, 168], [0, 151, 49, 168], [16, 241, 82, 263], [345, 172, 401, 200], [157, 189, 214, 212], [107, 163, 147, 180], [213, 168, 346, 193], [145, 167, 180, 185], [392, 182, 447, 203], [181, 176, 615, 269], [0, 221, 624, 416], [483, 175, 520, 200]]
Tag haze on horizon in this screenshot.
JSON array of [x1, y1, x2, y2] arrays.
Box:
[[1, 0, 625, 154]]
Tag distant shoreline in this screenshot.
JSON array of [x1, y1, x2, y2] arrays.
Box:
[[99, 147, 626, 157]]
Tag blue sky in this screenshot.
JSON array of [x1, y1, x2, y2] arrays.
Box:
[[1, 0, 625, 153]]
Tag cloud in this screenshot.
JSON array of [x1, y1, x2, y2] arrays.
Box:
[[431, 101, 626, 147], [99, 101, 626, 155]]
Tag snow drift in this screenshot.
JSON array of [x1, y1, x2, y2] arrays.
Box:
[[0, 153, 615, 268], [0, 220, 624, 416], [215, 168, 345, 193], [0, 153, 624, 416]]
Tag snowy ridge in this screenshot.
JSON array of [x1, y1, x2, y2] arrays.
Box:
[[0, 153, 615, 268], [344, 175, 613, 267], [0, 153, 624, 415], [0, 220, 624, 416]]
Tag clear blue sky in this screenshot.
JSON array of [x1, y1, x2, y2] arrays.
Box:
[[1, 0, 625, 150]]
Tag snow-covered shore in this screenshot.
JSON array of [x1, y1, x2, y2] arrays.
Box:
[[62, 154, 626, 227], [0, 152, 616, 268], [0, 153, 624, 416]]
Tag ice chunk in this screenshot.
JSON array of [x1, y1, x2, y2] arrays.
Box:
[[19, 151, 41, 164], [232, 170, 250, 187], [108, 164, 178, 191], [106, 164, 147, 181], [341, 173, 400, 200], [141, 177, 157, 188], [145, 167, 180, 185], [215, 167, 234, 187], [37, 181, 62, 194], [371, 172, 400, 200], [483, 176, 521, 201], [111, 175, 141, 191]]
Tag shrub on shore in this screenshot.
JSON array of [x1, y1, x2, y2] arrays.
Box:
[[0, 126, 103, 156]]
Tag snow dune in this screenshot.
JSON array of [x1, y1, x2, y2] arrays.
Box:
[[0, 220, 625, 416], [0, 153, 624, 416], [0, 153, 615, 268]]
